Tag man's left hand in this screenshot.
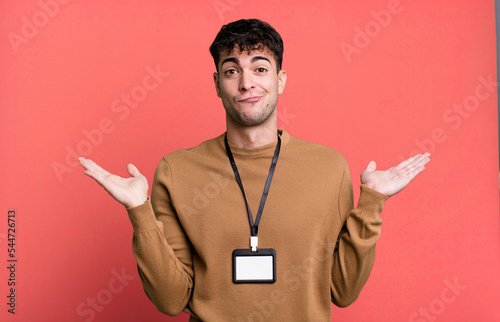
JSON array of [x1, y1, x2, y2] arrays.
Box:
[[360, 153, 431, 197]]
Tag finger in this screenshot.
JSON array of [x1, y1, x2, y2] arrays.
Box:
[[81, 158, 111, 176], [403, 155, 430, 173], [389, 155, 427, 177], [404, 158, 428, 174], [414, 154, 431, 167], [78, 157, 93, 170], [404, 165, 426, 179], [393, 154, 421, 170], [79, 158, 105, 181], [82, 167, 108, 186], [79, 158, 111, 184], [78, 157, 98, 172], [127, 163, 142, 178], [365, 161, 376, 172], [397, 153, 430, 171]]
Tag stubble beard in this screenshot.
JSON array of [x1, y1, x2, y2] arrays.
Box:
[[225, 100, 278, 128]]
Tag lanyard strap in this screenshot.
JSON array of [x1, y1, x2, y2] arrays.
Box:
[[224, 134, 281, 237]]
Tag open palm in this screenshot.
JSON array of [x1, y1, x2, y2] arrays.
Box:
[[78, 157, 149, 208], [360, 153, 431, 197]]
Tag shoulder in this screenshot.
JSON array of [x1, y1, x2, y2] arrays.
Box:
[[163, 134, 224, 161], [160, 133, 226, 164], [285, 132, 348, 169], [153, 134, 226, 182]]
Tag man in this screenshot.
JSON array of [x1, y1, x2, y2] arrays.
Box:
[[79, 19, 430, 321]]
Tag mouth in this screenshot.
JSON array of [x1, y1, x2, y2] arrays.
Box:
[[238, 96, 262, 103]]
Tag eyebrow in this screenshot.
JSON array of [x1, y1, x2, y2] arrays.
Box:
[[221, 55, 272, 67]]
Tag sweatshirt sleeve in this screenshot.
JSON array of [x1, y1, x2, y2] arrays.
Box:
[[126, 158, 194, 316], [330, 165, 388, 307]]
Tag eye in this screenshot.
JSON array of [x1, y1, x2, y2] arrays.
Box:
[[224, 69, 238, 75], [256, 67, 268, 73]]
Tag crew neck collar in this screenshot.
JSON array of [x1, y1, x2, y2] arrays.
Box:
[[220, 129, 290, 157]]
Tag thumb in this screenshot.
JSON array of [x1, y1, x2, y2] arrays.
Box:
[[365, 161, 377, 172], [127, 163, 142, 177]]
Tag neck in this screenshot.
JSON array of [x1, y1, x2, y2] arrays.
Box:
[[226, 121, 278, 149]]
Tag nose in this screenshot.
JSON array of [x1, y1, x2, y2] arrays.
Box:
[[239, 71, 254, 91]]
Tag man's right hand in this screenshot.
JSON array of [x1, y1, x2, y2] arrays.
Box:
[[78, 157, 149, 208]]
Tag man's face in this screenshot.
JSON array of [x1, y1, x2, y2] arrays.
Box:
[[213, 46, 287, 128]]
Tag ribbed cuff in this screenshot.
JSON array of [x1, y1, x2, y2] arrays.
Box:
[[358, 184, 389, 214], [126, 198, 157, 231]]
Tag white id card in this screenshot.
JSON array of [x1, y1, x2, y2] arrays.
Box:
[[232, 248, 276, 283]]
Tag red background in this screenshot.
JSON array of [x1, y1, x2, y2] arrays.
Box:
[[1, 0, 499, 321]]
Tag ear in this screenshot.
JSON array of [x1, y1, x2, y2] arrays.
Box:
[[213, 72, 221, 98], [277, 69, 287, 95]]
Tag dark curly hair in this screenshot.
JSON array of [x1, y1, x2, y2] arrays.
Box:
[[209, 19, 284, 72]]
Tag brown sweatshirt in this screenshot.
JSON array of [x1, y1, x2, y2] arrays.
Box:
[[126, 130, 389, 321]]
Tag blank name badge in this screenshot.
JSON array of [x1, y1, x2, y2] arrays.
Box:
[[232, 248, 276, 283]]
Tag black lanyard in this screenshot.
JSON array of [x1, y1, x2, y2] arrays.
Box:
[[224, 134, 281, 237]]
